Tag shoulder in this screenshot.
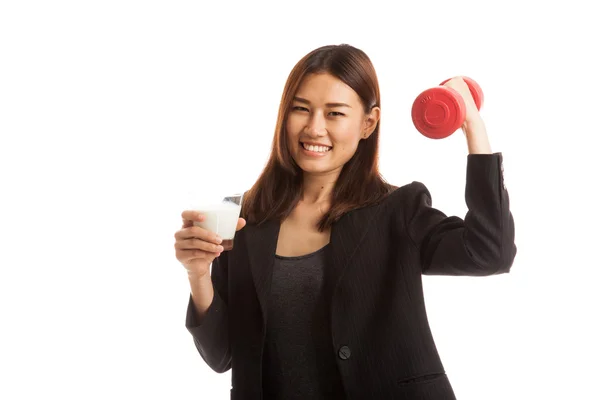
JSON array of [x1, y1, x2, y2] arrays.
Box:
[[340, 181, 434, 233], [355, 181, 430, 217], [376, 181, 434, 222], [385, 181, 431, 201]]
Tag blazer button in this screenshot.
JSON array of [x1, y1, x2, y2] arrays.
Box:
[[338, 346, 351, 360]]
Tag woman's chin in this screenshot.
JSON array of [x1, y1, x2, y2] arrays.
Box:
[[297, 161, 341, 175]]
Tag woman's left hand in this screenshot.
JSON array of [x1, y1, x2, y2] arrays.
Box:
[[442, 77, 492, 154]]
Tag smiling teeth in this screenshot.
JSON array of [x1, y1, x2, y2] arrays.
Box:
[[302, 143, 331, 153]]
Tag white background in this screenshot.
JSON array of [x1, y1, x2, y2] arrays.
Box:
[[1, 1, 598, 399]]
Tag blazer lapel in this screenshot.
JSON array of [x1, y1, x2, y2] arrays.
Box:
[[245, 205, 378, 327], [245, 219, 280, 327]]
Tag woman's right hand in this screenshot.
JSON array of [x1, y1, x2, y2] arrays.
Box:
[[174, 210, 246, 278]]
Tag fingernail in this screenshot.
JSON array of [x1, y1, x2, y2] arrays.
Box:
[[215, 236, 222, 244]]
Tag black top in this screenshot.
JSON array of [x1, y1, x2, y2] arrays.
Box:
[[262, 244, 346, 399]]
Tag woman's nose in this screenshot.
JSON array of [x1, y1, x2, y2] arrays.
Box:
[[305, 113, 327, 136]]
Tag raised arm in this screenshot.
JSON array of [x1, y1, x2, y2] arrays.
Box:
[[404, 153, 517, 276]]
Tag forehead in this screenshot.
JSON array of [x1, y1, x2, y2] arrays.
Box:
[[295, 73, 362, 105]]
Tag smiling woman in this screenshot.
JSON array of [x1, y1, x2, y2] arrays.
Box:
[[242, 44, 392, 232], [179, 43, 517, 400]]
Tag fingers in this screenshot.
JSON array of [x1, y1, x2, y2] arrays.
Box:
[[175, 237, 224, 253], [175, 225, 221, 244], [236, 217, 247, 232], [176, 213, 244, 266], [442, 76, 465, 87], [176, 210, 231, 268], [442, 77, 465, 93], [443, 77, 474, 103], [174, 221, 223, 266], [175, 225, 223, 263], [181, 210, 204, 228]]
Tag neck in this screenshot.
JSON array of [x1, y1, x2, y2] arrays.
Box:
[[301, 170, 339, 204]]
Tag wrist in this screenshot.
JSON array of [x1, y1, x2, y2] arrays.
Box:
[[462, 116, 492, 154], [188, 271, 214, 305], [187, 262, 212, 285], [188, 273, 215, 322], [464, 113, 484, 130], [188, 270, 211, 283]]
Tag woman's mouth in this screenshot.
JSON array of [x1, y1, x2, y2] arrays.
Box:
[[300, 142, 332, 154]]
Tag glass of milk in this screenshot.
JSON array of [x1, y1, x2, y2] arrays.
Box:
[[188, 191, 244, 251]]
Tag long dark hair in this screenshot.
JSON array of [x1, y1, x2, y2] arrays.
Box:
[[241, 44, 393, 232]]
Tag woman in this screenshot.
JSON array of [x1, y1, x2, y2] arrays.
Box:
[[174, 44, 517, 399]]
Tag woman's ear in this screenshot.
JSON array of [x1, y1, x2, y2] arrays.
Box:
[[362, 106, 381, 139]]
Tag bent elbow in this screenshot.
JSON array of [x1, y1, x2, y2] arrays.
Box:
[[212, 357, 232, 374], [489, 242, 518, 275], [500, 242, 517, 273], [200, 347, 232, 374], [465, 239, 517, 276]]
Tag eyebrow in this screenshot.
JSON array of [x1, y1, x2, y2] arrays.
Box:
[[293, 96, 352, 108]]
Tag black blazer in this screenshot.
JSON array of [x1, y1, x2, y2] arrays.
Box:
[[185, 153, 517, 400]]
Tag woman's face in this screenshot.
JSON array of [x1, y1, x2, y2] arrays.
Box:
[[286, 73, 379, 176]]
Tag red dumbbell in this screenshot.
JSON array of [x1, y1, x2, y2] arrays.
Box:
[[411, 76, 484, 139]]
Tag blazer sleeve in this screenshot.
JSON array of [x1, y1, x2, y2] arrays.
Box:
[[185, 250, 231, 373], [403, 152, 517, 276]]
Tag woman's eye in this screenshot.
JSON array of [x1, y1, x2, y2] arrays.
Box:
[[290, 107, 343, 116]]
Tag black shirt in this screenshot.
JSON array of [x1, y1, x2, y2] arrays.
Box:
[[262, 244, 346, 399]]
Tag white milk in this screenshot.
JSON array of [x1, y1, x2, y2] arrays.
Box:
[[192, 201, 242, 240]]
